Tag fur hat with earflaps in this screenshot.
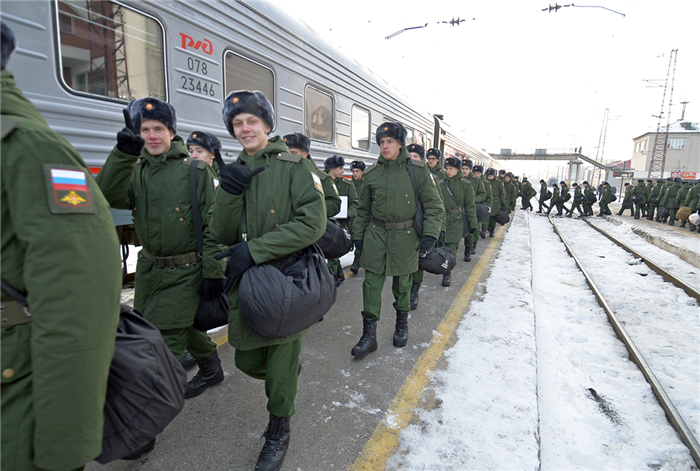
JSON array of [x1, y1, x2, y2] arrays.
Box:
[[222, 90, 274, 138], [283, 132, 311, 153], [128, 97, 177, 134], [375, 122, 407, 147], [186, 131, 222, 154], [406, 143, 425, 160]]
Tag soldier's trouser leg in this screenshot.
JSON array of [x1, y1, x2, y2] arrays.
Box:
[[235, 339, 302, 417], [160, 326, 217, 362], [327, 258, 342, 280], [648, 204, 657, 220], [668, 207, 679, 221], [488, 215, 497, 231], [412, 269, 424, 284], [390, 274, 412, 313], [466, 231, 479, 249], [634, 203, 642, 217], [362, 270, 387, 321]]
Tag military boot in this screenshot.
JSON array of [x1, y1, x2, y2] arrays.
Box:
[[334, 264, 345, 287], [470, 244, 476, 255], [351, 318, 377, 358], [393, 310, 408, 347], [410, 281, 421, 310], [690, 224, 697, 232], [463, 246, 471, 262], [350, 253, 360, 274], [442, 273, 451, 287], [680, 220, 686, 228], [181, 350, 197, 370], [184, 350, 225, 399], [488, 229, 495, 237], [255, 414, 291, 471], [669, 219, 675, 226]]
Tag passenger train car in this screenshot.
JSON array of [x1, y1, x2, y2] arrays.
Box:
[[2, 0, 501, 231]]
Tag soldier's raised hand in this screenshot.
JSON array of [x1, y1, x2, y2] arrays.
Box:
[[216, 149, 265, 195], [116, 108, 144, 156]]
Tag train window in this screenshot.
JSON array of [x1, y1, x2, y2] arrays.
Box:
[[305, 86, 333, 143], [56, 0, 165, 101], [224, 52, 275, 116], [351, 105, 370, 150]]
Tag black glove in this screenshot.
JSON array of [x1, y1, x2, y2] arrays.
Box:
[[354, 240, 363, 254], [214, 241, 256, 291], [500, 204, 507, 213], [416, 235, 436, 253], [198, 278, 224, 300], [215, 148, 265, 195], [438, 231, 445, 244], [116, 108, 144, 156], [469, 226, 477, 234]]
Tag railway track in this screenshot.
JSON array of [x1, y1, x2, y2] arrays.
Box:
[[548, 215, 700, 468]]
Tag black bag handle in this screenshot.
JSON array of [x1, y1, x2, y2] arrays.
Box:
[[189, 160, 204, 255], [1, 277, 27, 307]]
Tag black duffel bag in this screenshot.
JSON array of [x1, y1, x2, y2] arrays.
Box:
[[622, 201, 633, 209], [658, 205, 669, 219], [238, 243, 337, 339], [316, 219, 353, 260], [476, 203, 491, 222], [418, 246, 457, 275], [97, 304, 187, 463], [632, 193, 644, 203], [495, 211, 510, 225], [611, 194, 617, 202], [564, 192, 571, 201], [574, 196, 583, 204], [587, 193, 597, 203], [650, 196, 660, 205], [556, 196, 565, 205], [544, 190, 552, 200], [193, 290, 230, 332]]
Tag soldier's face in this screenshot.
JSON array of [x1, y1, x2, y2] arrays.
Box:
[[328, 167, 344, 179], [461, 167, 470, 177], [379, 137, 401, 160], [140, 119, 174, 155], [409, 152, 422, 162], [232, 113, 271, 154], [445, 166, 459, 178], [288, 148, 309, 158], [188, 145, 214, 166], [427, 156, 439, 168], [474, 171, 482, 178], [352, 169, 363, 180]]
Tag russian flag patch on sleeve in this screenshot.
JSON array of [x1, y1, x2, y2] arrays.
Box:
[[43, 164, 96, 214]]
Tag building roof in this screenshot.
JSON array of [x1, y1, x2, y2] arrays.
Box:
[[633, 120, 700, 141]]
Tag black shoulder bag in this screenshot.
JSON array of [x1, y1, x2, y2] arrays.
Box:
[[406, 159, 424, 237], [0, 279, 186, 464], [442, 179, 470, 237], [189, 161, 230, 332]]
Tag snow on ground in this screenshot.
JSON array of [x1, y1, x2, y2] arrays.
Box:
[[388, 211, 696, 470], [605, 214, 700, 258]]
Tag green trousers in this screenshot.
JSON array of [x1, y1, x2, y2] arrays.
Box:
[[412, 269, 424, 284], [327, 258, 341, 277], [160, 326, 217, 362], [634, 202, 645, 217], [668, 206, 680, 221], [234, 338, 303, 417], [362, 270, 412, 320]]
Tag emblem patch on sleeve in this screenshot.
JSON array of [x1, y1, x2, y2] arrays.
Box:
[[430, 174, 436, 185], [213, 177, 220, 189], [43, 164, 96, 214], [332, 183, 339, 195], [311, 172, 324, 194]]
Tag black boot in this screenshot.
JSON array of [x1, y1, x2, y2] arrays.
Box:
[[255, 414, 291, 471], [680, 220, 686, 228], [410, 281, 420, 310], [489, 229, 495, 237], [470, 245, 476, 254], [350, 253, 360, 274], [479, 228, 486, 239], [351, 318, 377, 358], [669, 219, 675, 226], [442, 273, 451, 287], [334, 264, 345, 287], [184, 350, 224, 399], [463, 246, 471, 262], [181, 350, 197, 370], [393, 310, 408, 347]]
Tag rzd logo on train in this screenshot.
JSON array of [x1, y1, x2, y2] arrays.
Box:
[[180, 33, 213, 55]]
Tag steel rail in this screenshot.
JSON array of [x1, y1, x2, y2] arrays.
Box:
[[583, 218, 700, 303], [548, 216, 700, 468]]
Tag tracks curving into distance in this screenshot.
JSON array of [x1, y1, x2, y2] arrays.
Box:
[[548, 215, 700, 468]]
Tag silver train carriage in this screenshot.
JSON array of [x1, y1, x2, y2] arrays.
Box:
[[2, 0, 501, 231]]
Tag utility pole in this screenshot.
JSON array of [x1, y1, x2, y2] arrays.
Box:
[[591, 108, 609, 188], [648, 49, 678, 179]]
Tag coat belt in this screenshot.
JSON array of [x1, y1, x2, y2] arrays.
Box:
[[1, 300, 32, 328], [141, 249, 202, 268], [447, 209, 462, 215], [372, 217, 414, 230]]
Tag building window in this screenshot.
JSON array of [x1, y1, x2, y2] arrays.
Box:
[[305, 86, 333, 142], [667, 139, 685, 149], [224, 52, 275, 120], [351, 105, 370, 150], [57, 0, 165, 101]]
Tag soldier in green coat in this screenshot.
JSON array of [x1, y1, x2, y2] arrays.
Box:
[[352, 122, 443, 357], [617, 183, 634, 216], [439, 157, 478, 286], [503, 172, 519, 211], [325, 154, 359, 286], [1, 25, 122, 470], [643, 179, 653, 217], [350, 160, 366, 273], [567, 183, 584, 217], [662, 178, 683, 225], [657, 179, 675, 222], [546, 182, 561, 216], [675, 180, 692, 227], [684, 180, 699, 232], [97, 97, 225, 402], [461, 159, 485, 259], [485, 168, 507, 235], [473, 165, 492, 237], [537, 179, 550, 213], [582, 181, 595, 216], [187, 130, 221, 169], [647, 179, 663, 221], [521, 178, 537, 211], [427, 147, 446, 182], [210, 91, 327, 471], [632, 179, 647, 219], [283, 132, 341, 219], [598, 181, 613, 216]]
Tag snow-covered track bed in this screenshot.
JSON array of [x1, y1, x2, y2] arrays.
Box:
[[549, 215, 700, 466]]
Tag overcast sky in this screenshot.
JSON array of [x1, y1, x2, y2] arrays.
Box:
[[272, 0, 698, 175]]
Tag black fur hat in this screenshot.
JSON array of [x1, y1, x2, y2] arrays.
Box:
[[444, 156, 462, 170], [1, 22, 16, 71], [552, 182, 559, 187], [462, 158, 473, 169], [646, 179, 653, 183], [582, 181, 589, 185], [351, 160, 366, 171], [283, 132, 311, 154], [222, 90, 274, 138], [624, 183, 630, 186], [674, 177, 682, 183], [505, 172, 514, 178], [426, 148, 442, 159], [485, 168, 496, 176], [657, 179, 665, 183], [513, 175, 520, 180], [324, 154, 345, 172], [186, 131, 222, 154], [522, 177, 528, 182], [540, 179, 546, 183], [406, 143, 425, 160], [638, 179, 645, 183], [560, 181, 567, 185], [473, 165, 484, 174], [572, 182, 579, 187], [498, 169, 506, 175], [128, 97, 177, 133], [375, 121, 407, 146]]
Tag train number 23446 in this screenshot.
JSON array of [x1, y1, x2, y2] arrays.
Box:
[[180, 76, 215, 96]]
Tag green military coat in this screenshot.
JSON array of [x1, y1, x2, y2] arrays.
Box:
[[466, 173, 487, 204], [354, 148, 443, 276], [504, 179, 518, 209], [676, 182, 691, 206], [583, 185, 594, 205], [333, 176, 359, 235], [551, 186, 561, 205], [600, 185, 612, 204], [353, 175, 365, 201], [622, 185, 634, 204], [662, 182, 682, 209], [306, 159, 341, 218], [632, 182, 646, 204], [439, 175, 478, 244], [522, 182, 537, 203], [208, 136, 326, 350], [481, 175, 493, 207], [97, 136, 224, 330], [486, 176, 506, 211], [649, 183, 662, 203], [429, 164, 447, 182], [1, 70, 122, 470], [684, 184, 699, 211], [539, 181, 548, 203]]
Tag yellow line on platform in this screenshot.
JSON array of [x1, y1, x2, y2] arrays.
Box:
[[349, 225, 506, 471]]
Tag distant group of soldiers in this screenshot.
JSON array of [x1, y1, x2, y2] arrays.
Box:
[[617, 178, 699, 231]]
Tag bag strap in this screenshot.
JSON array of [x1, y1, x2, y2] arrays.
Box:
[[406, 159, 422, 208], [189, 160, 204, 254], [1, 278, 28, 307], [442, 179, 464, 213]]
